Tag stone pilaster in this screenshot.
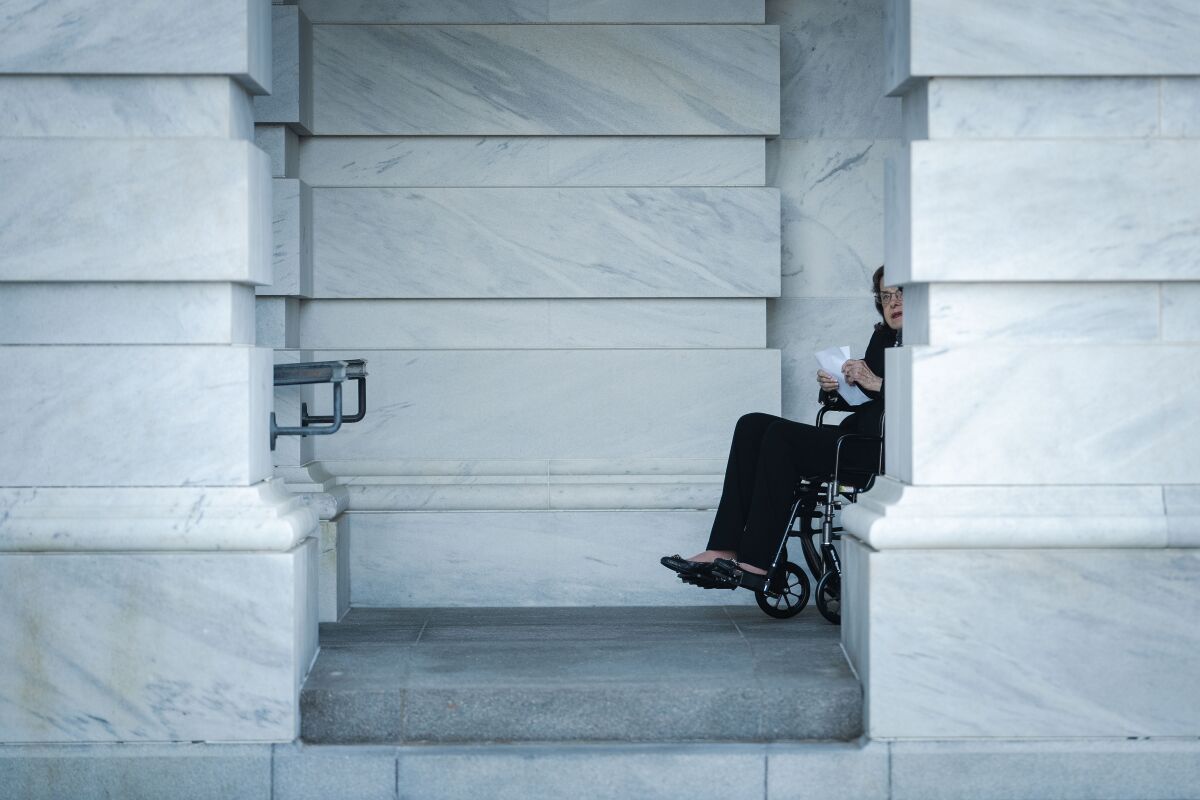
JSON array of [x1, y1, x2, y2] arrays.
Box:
[[843, 0, 1200, 741], [0, 0, 319, 743]]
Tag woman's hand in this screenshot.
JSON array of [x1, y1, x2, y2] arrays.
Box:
[[816, 369, 840, 394], [843, 359, 882, 393]]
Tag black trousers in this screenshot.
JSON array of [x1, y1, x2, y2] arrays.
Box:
[[705, 412, 846, 570]]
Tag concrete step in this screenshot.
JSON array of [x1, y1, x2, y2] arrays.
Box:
[[301, 606, 861, 745]]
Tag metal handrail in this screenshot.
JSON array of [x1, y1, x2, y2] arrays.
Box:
[[270, 359, 368, 450]]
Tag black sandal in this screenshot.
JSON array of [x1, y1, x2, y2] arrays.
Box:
[[708, 559, 768, 593], [660, 554, 711, 576]]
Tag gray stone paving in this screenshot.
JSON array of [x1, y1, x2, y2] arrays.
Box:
[[301, 606, 862, 744]]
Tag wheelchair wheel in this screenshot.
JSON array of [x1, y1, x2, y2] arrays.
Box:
[[755, 561, 810, 619], [815, 570, 841, 625]]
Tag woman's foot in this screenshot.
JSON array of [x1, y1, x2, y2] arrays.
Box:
[[685, 549, 736, 564]]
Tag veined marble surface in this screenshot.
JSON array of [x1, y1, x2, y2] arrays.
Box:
[[313, 187, 780, 298], [1163, 282, 1200, 343], [890, 738, 1200, 800], [1162, 78, 1200, 138], [312, 25, 779, 135], [889, 344, 1200, 486], [861, 546, 1200, 737], [772, 138, 897, 298], [299, 137, 765, 188], [349, 510, 757, 606], [253, 7, 313, 132], [0, 77, 253, 139], [0, 541, 315, 742], [341, 476, 722, 513], [258, 179, 312, 297], [898, 139, 1200, 283], [299, 299, 765, 349], [903, 0, 1200, 81], [0, 480, 315, 552], [0, 283, 255, 345], [255, 297, 300, 349], [772, 0, 901, 138], [922, 78, 1160, 139], [843, 476, 1179, 550], [254, 124, 299, 178], [0, 345, 272, 487], [0, 138, 272, 284], [308, 349, 779, 461], [919, 283, 1160, 345], [299, 0, 764, 23], [318, 517, 349, 622], [0, 0, 271, 94]]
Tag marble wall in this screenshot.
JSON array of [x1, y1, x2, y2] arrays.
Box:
[[257, 1, 786, 605], [842, 0, 1200, 744], [1, 0, 318, 743]]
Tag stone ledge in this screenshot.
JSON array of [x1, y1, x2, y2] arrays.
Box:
[[843, 476, 1200, 550], [0, 479, 315, 552], [6, 737, 1196, 800]]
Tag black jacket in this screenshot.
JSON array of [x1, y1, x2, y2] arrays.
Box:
[[821, 323, 898, 438]]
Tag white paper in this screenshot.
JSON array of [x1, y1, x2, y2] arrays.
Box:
[[814, 345, 871, 406]]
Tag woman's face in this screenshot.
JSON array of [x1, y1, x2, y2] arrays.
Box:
[[879, 283, 903, 330]]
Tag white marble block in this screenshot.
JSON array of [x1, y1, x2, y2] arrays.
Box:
[[308, 348, 780, 461], [890, 0, 1200, 91], [319, 516, 349, 622], [300, 0, 764, 23], [253, 6, 313, 132], [773, 138, 897, 298], [311, 25, 779, 135], [1162, 77, 1200, 138], [349, 511, 757, 607], [774, 0, 901, 139], [0, 345, 273, 487], [889, 139, 1200, 283], [0, 479, 316, 553], [258, 179, 312, 297], [299, 299, 765, 349], [299, 137, 766, 187], [0, 76, 254, 139], [0, 283, 255, 346], [915, 77, 1160, 139], [1163, 282, 1200, 343], [885, 344, 1200, 486], [313, 187, 780, 298], [0, 138, 272, 285], [848, 540, 1200, 738], [916, 283, 1160, 345], [0, 538, 317, 743], [0, 0, 272, 94], [255, 297, 300, 349], [255, 124, 299, 178]]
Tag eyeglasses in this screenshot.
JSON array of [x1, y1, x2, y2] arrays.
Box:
[[875, 289, 903, 304]]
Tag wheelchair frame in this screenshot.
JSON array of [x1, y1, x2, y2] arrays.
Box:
[[754, 400, 884, 624]]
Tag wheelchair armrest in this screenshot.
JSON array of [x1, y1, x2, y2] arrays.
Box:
[[832, 432, 884, 490], [816, 394, 856, 427]]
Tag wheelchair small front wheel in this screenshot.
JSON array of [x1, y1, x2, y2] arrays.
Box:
[[815, 570, 841, 625], [755, 561, 810, 619]]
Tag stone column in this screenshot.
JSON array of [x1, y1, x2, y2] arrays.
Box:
[[0, 0, 319, 743], [841, 0, 1200, 777]]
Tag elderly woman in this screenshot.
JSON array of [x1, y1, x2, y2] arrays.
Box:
[[662, 266, 903, 592]]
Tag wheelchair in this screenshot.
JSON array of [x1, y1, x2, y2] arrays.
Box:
[[753, 398, 884, 624]]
